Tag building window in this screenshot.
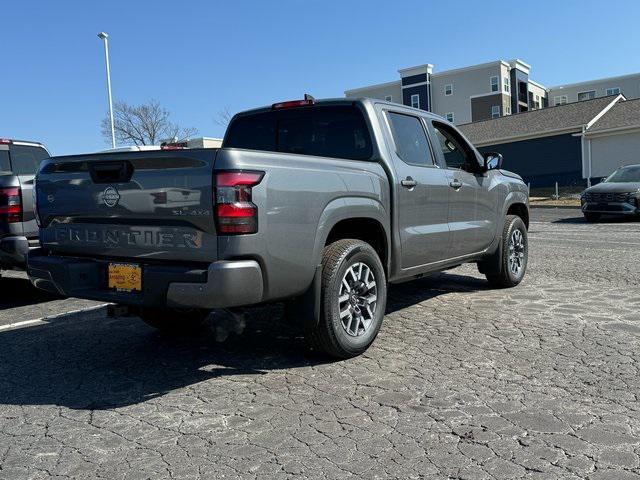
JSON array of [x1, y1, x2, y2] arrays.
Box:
[[490, 76, 499, 92], [504, 76, 510, 93], [578, 90, 596, 101], [444, 84, 453, 96], [445, 112, 454, 122], [531, 94, 542, 110], [553, 95, 568, 106], [606, 87, 620, 96], [491, 105, 501, 118], [385, 95, 393, 102], [504, 105, 511, 115], [411, 94, 420, 109]]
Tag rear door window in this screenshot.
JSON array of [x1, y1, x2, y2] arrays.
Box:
[[10, 145, 49, 175], [386, 112, 435, 167], [224, 105, 372, 160], [0, 150, 10, 173]]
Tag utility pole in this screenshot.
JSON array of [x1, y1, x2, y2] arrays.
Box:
[[98, 32, 116, 148]]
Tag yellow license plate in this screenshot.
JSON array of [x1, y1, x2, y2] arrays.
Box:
[[108, 263, 142, 292]]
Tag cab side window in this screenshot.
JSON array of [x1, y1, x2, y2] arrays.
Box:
[[10, 145, 49, 175], [387, 112, 434, 167], [431, 122, 478, 172], [0, 150, 10, 173]]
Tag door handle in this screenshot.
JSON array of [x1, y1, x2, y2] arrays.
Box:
[[401, 177, 417, 188], [449, 179, 462, 189]]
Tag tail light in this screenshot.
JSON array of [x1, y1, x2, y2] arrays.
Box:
[[214, 171, 264, 234], [33, 179, 41, 226], [0, 187, 22, 223]]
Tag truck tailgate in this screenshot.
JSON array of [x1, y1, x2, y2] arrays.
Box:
[[35, 149, 218, 263]]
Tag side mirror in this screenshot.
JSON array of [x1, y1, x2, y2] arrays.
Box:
[[483, 152, 503, 171]]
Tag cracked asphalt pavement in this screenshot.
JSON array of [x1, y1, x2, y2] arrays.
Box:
[[1, 208, 639, 479]]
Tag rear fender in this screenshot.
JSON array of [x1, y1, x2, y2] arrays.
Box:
[[312, 197, 390, 270], [291, 197, 388, 327]]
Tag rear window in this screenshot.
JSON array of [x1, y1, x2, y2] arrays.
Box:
[[0, 150, 10, 174], [224, 105, 373, 160], [10, 145, 49, 175]]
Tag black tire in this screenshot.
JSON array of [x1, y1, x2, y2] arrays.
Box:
[[305, 239, 387, 359], [485, 215, 528, 288], [584, 212, 600, 223], [139, 307, 208, 332]]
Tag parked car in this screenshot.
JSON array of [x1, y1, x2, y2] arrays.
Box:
[[28, 98, 529, 358], [0, 138, 50, 276], [581, 164, 640, 222]]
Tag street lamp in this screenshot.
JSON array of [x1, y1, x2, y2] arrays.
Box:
[[98, 31, 116, 148]]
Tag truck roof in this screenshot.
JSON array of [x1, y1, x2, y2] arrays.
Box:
[[0, 138, 51, 156], [0, 138, 47, 147], [231, 97, 443, 122]]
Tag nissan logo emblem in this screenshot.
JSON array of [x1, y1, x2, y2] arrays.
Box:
[[102, 186, 120, 207]]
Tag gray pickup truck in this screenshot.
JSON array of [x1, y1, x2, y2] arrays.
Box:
[[1, 139, 50, 275], [28, 98, 529, 358]]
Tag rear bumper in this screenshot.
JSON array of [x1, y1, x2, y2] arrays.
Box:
[[0, 236, 38, 268], [27, 249, 264, 309]]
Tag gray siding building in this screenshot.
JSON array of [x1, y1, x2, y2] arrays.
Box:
[[458, 95, 635, 187], [345, 59, 640, 127], [345, 59, 544, 125], [582, 98, 640, 179], [548, 73, 640, 107]]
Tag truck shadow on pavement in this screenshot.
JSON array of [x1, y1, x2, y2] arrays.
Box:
[[553, 215, 639, 224], [0, 275, 62, 310], [0, 272, 488, 410]]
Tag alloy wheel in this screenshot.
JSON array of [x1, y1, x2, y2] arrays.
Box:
[[508, 228, 526, 276], [338, 262, 377, 337]]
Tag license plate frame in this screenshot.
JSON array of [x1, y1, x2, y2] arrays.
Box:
[[108, 262, 142, 293]]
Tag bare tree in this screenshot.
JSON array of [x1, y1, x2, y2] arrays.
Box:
[[101, 99, 198, 146], [213, 106, 233, 128]]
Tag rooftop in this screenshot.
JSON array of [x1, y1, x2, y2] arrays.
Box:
[[458, 95, 622, 146], [549, 71, 640, 91], [588, 98, 640, 133]]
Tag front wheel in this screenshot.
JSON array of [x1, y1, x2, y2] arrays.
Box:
[[485, 215, 528, 288], [305, 239, 387, 359], [584, 212, 600, 223]]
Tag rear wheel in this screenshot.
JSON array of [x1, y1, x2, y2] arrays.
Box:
[[139, 307, 208, 332], [584, 212, 600, 223], [305, 239, 386, 359], [485, 215, 528, 288]]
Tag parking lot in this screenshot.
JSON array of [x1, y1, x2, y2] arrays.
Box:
[[0, 208, 639, 479]]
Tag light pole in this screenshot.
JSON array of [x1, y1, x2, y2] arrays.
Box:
[[98, 32, 116, 148]]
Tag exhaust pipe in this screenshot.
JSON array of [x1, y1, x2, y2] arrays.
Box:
[[106, 304, 138, 318]]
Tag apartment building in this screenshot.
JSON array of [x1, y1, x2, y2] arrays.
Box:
[[547, 73, 640, 106], [345, 59, 547, 125], [345, 59, 640, 125]]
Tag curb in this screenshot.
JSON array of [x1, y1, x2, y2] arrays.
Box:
[[530, 204, 582, 210]]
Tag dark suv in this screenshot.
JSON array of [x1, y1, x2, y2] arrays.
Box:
[[581, 164, 640, 222], [0, 139, 50, 275]]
